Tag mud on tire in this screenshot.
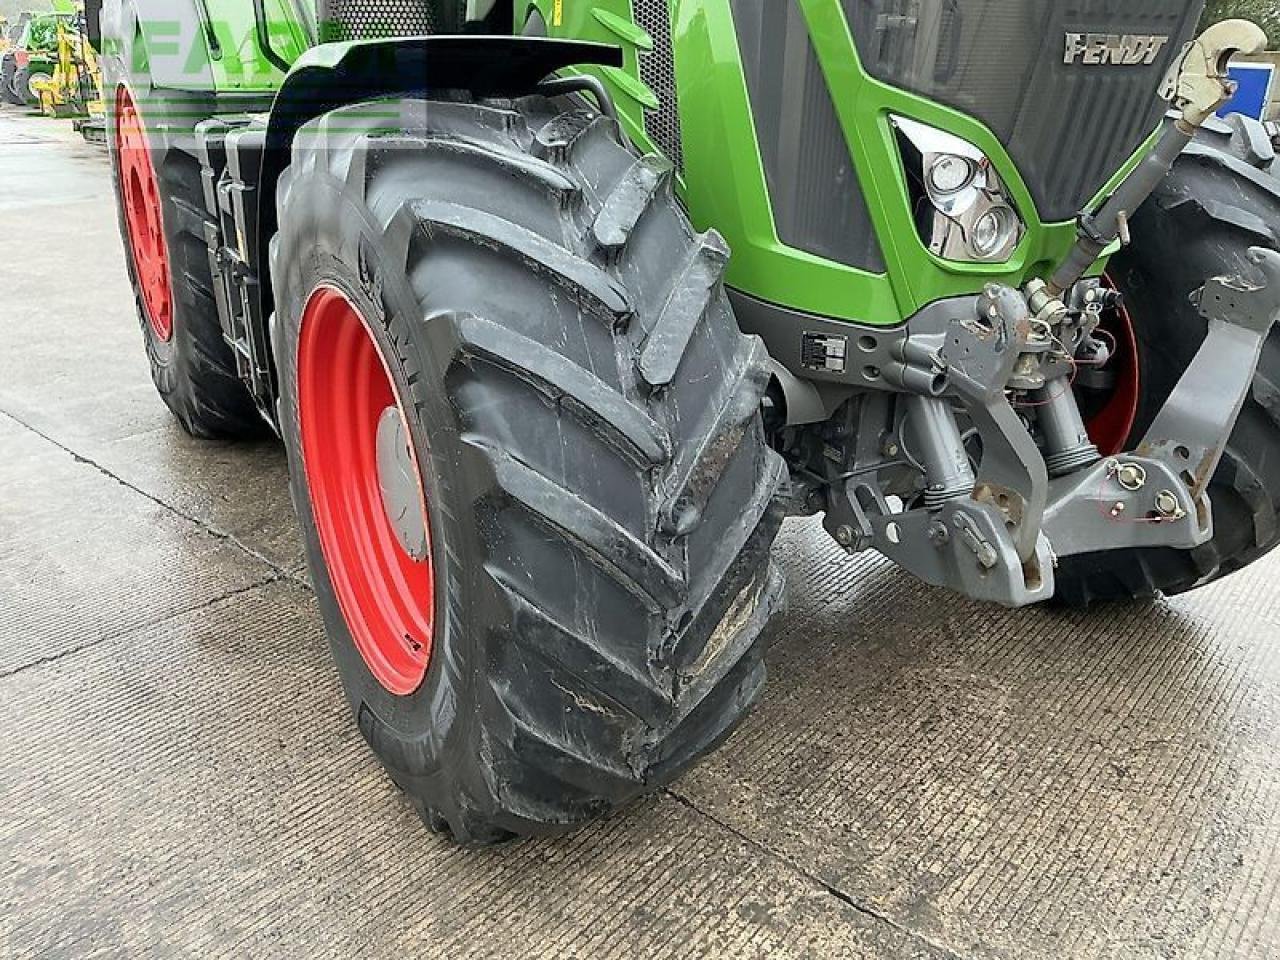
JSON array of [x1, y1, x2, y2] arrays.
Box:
[[1057, 124, 1280, 605], [271, 96, 788, 842]]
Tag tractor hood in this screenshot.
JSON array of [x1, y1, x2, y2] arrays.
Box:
[[845, 0, 1205, 222]]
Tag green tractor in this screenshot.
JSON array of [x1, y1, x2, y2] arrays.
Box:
[[3, 7, 76, 107], [91, 0, 1280, 843]]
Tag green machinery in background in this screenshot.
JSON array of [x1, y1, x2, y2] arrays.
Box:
[[2, 2, 76, 107]]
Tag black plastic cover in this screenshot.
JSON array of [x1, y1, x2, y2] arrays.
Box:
[[845, 0, 1204, 221], [732, 0, 886, 273]]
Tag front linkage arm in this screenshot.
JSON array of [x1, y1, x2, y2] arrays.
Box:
[[1042, 250, 1280, 559], [822, 251, 1280, 607]]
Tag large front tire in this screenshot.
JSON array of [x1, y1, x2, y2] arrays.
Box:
[[1058, 128, 1280, 605], [272, 96, 787, 842]]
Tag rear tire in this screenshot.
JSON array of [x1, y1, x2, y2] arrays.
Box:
[[1057, 129, 1280, 605], [272, 96, 788, 843], [104, 60, 265, 438], [0, 55, 22, 105], [14, 65, 48, 108]]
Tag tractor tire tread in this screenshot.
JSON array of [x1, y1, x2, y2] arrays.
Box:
[[276, 95, 786, 843]]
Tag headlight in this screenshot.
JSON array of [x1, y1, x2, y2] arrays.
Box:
[[892, 116, 1025, 263], [927, 155, 976, 195], [971, 205, 1018, 258]]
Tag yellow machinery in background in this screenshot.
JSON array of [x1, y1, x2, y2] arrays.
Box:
[[32, 9, 103, 131]]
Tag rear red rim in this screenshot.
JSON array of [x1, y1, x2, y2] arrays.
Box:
[[114, 86, 173, 343], [297, 286, 435, 696], [1085, 275, 1141, 456]]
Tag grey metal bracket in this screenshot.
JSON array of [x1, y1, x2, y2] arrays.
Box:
[[1043, 248, 1280, 561], [823, 471, 1053, 608], [1042, 456, 1210, 559], [820, 285, 1059, 607], [1137, 248, 1280, 503], [872, 500, 1055, 608], [938, 285, 1048, 562]]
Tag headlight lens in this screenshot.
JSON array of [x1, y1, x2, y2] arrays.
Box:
[[927, 155, 976, 195], [971, 205, 1017, 258], [892, 116, 1025, 263]]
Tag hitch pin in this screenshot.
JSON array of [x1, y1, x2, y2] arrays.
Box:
[[1107, 459, 1147, 492]]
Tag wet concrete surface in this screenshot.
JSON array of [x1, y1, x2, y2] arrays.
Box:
[[2, 107, 1280, 959]]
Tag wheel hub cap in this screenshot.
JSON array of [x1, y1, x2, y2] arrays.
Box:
[[376, 406, 430, 561], [297, 286, 435, 696]]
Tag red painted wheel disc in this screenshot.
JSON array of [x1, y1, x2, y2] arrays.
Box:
[[115, 86, 173, 343], [1085, 276, 1141, 456], [297, 286, 435, 696]]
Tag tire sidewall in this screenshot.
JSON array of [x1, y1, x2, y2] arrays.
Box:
[[273, 167, 489, 787]]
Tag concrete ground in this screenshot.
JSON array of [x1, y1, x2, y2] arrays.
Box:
[[2, 106, 1280, 960]]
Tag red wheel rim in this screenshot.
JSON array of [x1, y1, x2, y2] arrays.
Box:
[[115, 86, 173, 342], [1085, 275, 1141, 456], [298, 286, 435, 696]]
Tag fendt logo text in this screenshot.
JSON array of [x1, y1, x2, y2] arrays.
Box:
[[1064, 33, 1171, 66]]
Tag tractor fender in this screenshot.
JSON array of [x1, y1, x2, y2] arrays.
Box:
[[253, 35, 622, 339]]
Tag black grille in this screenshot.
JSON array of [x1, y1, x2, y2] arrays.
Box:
[[731, 0, 886, 273], [317, 0, 448, 42], [632, 0, 684, 171], [845, 0, 1204, 222]]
